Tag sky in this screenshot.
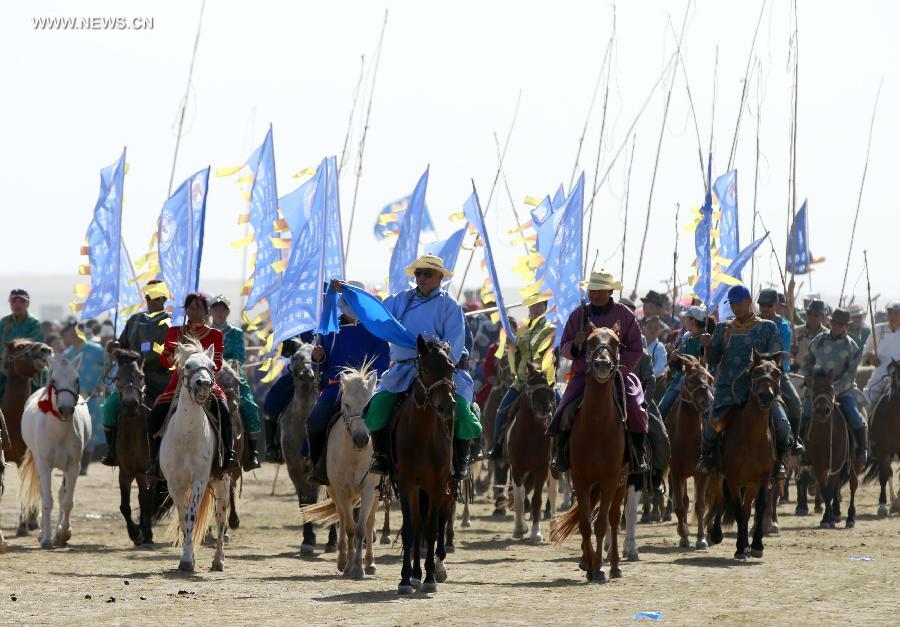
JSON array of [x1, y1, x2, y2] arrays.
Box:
[[2, 0, 898, 309]]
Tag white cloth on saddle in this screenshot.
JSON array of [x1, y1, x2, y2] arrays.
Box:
[[863, 322, 900, 405]]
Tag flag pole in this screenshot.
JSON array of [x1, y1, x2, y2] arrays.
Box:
[[838, 78, 883, 306], [493, 132, 530, 255], [166, 0, 206, 197], [338, 55, 366, 177], [750, 59, 762, 293], [785, 1, 799, 325], [671, 202, 680, 321], [113, 147, 127, 333], [630, 3, 689, 297], [863, 250, 879, 361], [345, 9, 388, 265], [726, 0, 767, 171], [668, 15, 707, 192], [619, 134, 636, 299]]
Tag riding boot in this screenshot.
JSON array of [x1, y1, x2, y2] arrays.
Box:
[[100, 427, 117, 467], [145, 436, 162, 480], [629, 431, 649, 474], [696, 430, 719, 474], [551, 429, 571, 473], [369, 427, 391, 476], [452, 438, 470, 480], [307, 431, 329, 486], [244, 436, 262, 471], [264, 419, 283, 464], [469, 439, 484, 463], [853, 425, 868, 465], [217, 403, 240, 473]]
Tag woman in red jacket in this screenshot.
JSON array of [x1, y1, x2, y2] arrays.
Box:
[[146, 292, 239, 478]]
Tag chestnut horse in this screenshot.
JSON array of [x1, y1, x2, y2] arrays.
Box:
[[668, 355, 713, 550], [799, 370, 859, 529], [550, 326, 627, 583], [508, 362, 557, 544], [1, 339, 52, 535], [394, 336, 454, 595], [706, 349, 779, 559], [863, 359, 900, 517]]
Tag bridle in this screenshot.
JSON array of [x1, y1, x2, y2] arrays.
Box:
[[412, 351, 456, 441], [680, 372, 713, 407], [185, 363, 215, 402], [523, 377, 555, 420], [117, 363, 149, 410], [587, 340, 619, 383], [747, 363, 781, 408]]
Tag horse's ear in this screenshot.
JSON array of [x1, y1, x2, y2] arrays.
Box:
[[416, 334, 427, 353], [772, 351, 785, 369], [48, 354, 59, 371], [751, 348, 761, 364], [365, 370, 378, 393], [612, 321, 621, 338], [204, 343, 216, 361], [679, 354, 698, 369]]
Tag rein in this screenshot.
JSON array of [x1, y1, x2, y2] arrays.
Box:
[[810, 391, 847, 478], [37, 384, 84, 422], [411, 353, 456, 442], [522, 380, 555, 422]]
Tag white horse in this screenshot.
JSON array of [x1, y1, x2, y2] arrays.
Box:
[[19, 353, 91, 549], [160, 338, 231, 573], [299, 364, 380, 579]]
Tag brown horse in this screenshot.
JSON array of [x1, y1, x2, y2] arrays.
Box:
[[863, 359, 900, 517], [111, 349, 159, 545], [550, 325, 627, 583], [483, 355, 514, 513], [394, 336, 454, 595], [1, 339, 51, 535], [706, 349, 779, 559], [667, 355, 713, 550], [798, 370, 860, 529], [217, 361, 246, 533], [508, 362, 557, 543]]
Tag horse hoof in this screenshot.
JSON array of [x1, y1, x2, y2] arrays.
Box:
[[639, 513, 650, 524], [814, 506, 823, 514], [299, 543, 316, 556], [444, 543, 455, 554], [765, 525, 779, 537], [40, 539, 53, 550], [228, 514, 240, 530], [435, 559, 447, 583], [795, 507, 808, 517], [819, 521, 831, 530], [592, 570, 608, 584], [178, 560, 195, 573], [626, 550, 639, 562], [421, 582, 438, 594], [28, 519, 39, 531], [695, 539, 708, 550], [749, 548, 764, 558], [846, 519, 856, 529], [529, 533, 543, 545], [224, 532, 231, 544], [365, 565, 377, 575], [512, 530, 525, 540], [610, 567, 623, 579], [398, 584, 415, 595], [346, 567, 365, 580], [461, 520, 471, 528], [679, 537, 690, 549], [211, 559, 224, 572], [649, 512, 661, 523], [662, 512, 673, 522], [410, 578, 422, 591], [337, 559, 348, 573], [324, 543, 337, 554], [492, 508, 507, 518], [578, 557, 588, 571], [733, 552, 749, 561], [379, 535, 391, 545], [0, 542, 8, 554], [16, 525, 29, 538], [877, 505, 888, 518]]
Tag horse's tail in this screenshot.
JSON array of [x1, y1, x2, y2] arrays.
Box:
[[300, 497, 352, 526], [151, 482, 174, 525], [17, 450, 40, 519], [719, 480, 738, 528], [550, 489, 601, 545], [862, 455, 881, 485], [165, 483, 216, 546]]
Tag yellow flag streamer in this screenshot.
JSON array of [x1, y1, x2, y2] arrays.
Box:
[[714, 272, 743, 287], [377, 212, 398, 225], [230, 233, 254, 249], [236, 175, 254, 184], [80, 245, 90, 256], [273, 218, 289, 233], [72, 284, 91, 298], [260, 359, 285, 384], [293, 167, 316, 178], [523, 195, 542, 207], [143, 282, 170, 300], [237, 214, 250, 224], [271, 259, 289, 273], [495, 328, 507, 357], [507, 221, 533, 234], [541, 346, 556, 386], [447, 211, 465, 221], [215, 165, 244, 177], [519, 281, 544, 298], [78, 265, 91, 276], [152, 342, 165, 354], [270, 237, 291, 249]]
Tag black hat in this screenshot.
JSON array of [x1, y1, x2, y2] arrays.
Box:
[[831, 309, 851, 325], [777, 292, 787, 305], [806, 300, 827, 316], [641, 290, 664, 307], [8, 288, 30, 303], [757, 289, 778, 306], [619, 297, 636, 311]]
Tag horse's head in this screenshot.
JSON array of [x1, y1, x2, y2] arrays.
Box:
[[679, 355, 714, 414], [176, 339, 216, 406], [415, 335, 456, 418], [114, 349, 145, 410], [339, 362, 378, 450], [290, 343, 318, 390], [811, 369, 835, 418], [6, 340, 52, 378], [586, 326, 620, 383], [217, 360, 242, 418], [47, 353, 82, 420], [749, 349, 782, 410], [524, 361, 556, 420]]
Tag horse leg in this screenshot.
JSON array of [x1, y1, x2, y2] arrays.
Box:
[[609, 485, 625, 578], [334, 490, 354, 576], [694, 474, 709, 549], [325, 523, 338, 553], [37, 460, 53, 549], [228, 477, 240, 530], [179, 479, 206, 572], [640, 485, 650, 523], [732, 485, 748, 559], [592, 487, 612, 583], [624, 484, 639, 560], [411, 491, 425, 589], [750, 484, 766, 557], [421, 494, 440, 593], [795, 470, 809, 516], [380, 498, 392, 544], [361, 485, 379, 576], [211, 478, 229, 571], [119, 472, 142, 545], [137, 478, 155, 545], [434, 496, 449, 584], [673, 476, 689, 548], [877, 458, 891, 517], [444, 501, 455, 553], [576, 482, 594, 581], [54, 466, 76, 547], [529, 473, 545, 544], [398, 491, 416, 595], [819, 481, 835, 529], [512, 477, 527, 539], [548, 473, 558, 520], [846, 466, 859, 529]]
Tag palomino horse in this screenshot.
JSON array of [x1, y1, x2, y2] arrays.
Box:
[[112, 349, 158, 545], [706, 349, 778, 559], [668, 355, 713, 550], [2, 339, 52, 535], [508, 362, 557, 544], [799, 371, 860, 529], [20, 353, 91, 548], [299, 364, 380, 578], [394, 336, 455, 595], [216, 361, 245, 534], [863, 359, 900, 517], [550, 325, 627, 583], [159, 339, 230, 572]]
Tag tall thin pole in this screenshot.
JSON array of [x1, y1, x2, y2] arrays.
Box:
[[863, 250, 879, 360], [838, 79, 883, 306], [620, 134, 636, 299], [668, 15, 707, 191], [494, 133, 530, 255], [786, 0, 799, 323], [345, 9, 388, 264], [630, 3, 689, 295], [750, 61, 762, 294], [726, 0, 767, 171], [671, 202, 680, 320], [167, 0, 206, 196], [338, 55, 366, 177]]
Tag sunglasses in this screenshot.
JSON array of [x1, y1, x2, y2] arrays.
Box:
[[414, 269, 435, 278]]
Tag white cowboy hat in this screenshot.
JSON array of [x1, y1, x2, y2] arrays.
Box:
[[580, 269, 623, 291], [521, 292, 550, 308], [404, 254, 453, 278]]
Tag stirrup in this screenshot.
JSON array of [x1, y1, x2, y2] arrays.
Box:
[[370, 455, 391, 476], [489, 442, 504, 461], [101, 453, 117, 467], [452, 461, 469, 481], [551, 455, 569, 473]]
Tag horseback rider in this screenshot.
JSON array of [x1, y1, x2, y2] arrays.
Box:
[[305, 281, 390, 486], [757, 288, 804, 446], [847, 304, 871, 350], [0, 289, 45, 401], [145, 292, 240, 479], [99, 280, 170, 466], [799, 308, 867, 464], [696, 285, 803, 477], [489, 293, 556, 460], [658, 305, 709, 420], [210, 295, 262, 471], [358, 254, 483, 480], [862, 301, 900, 406], [791, 299, 828, 371], [640, 290, 680, 331], [547, 269, 650, 474], [261, 334, 315, 463]]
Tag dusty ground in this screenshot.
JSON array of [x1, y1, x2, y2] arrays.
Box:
[[0, 462, 897, 625]]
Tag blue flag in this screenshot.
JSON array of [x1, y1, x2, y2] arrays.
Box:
[[245, 125, 282, 309], [335, 283, 417, 349], [786, 200, 815, 274], [82, 148, 127, 321], [157, 167, 210, 322], [693, 156, 714, 304], [115, 244, 143, 335], [388, 166, 429, 294], [530, 195, 553, 228], [463, 182, 516, 343], [544, 173, 585, 344], [551, 183, 566, 210], [373, 196, 435, 240], [713, 169, 739, 261], [424, 226, 467, 283], [708, 232, 770, 311], [317, 282, 341, 336], [279, 169, 320, 240], [323, 156, 345, 281]]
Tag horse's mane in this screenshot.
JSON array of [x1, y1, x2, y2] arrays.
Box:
[[338, 358, 376, 387], [174, 336, 206, 370], [8, 338, 35, 352], [217, 360, 240, 387], [113, 348, 142, 366], [588, 326, 620, 343]]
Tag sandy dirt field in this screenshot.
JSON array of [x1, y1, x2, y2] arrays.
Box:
[[1, 461, 897, 625]]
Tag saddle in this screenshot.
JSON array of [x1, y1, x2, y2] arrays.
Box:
[[157, 397, 226, 477], [311, 410, 345, 480]]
